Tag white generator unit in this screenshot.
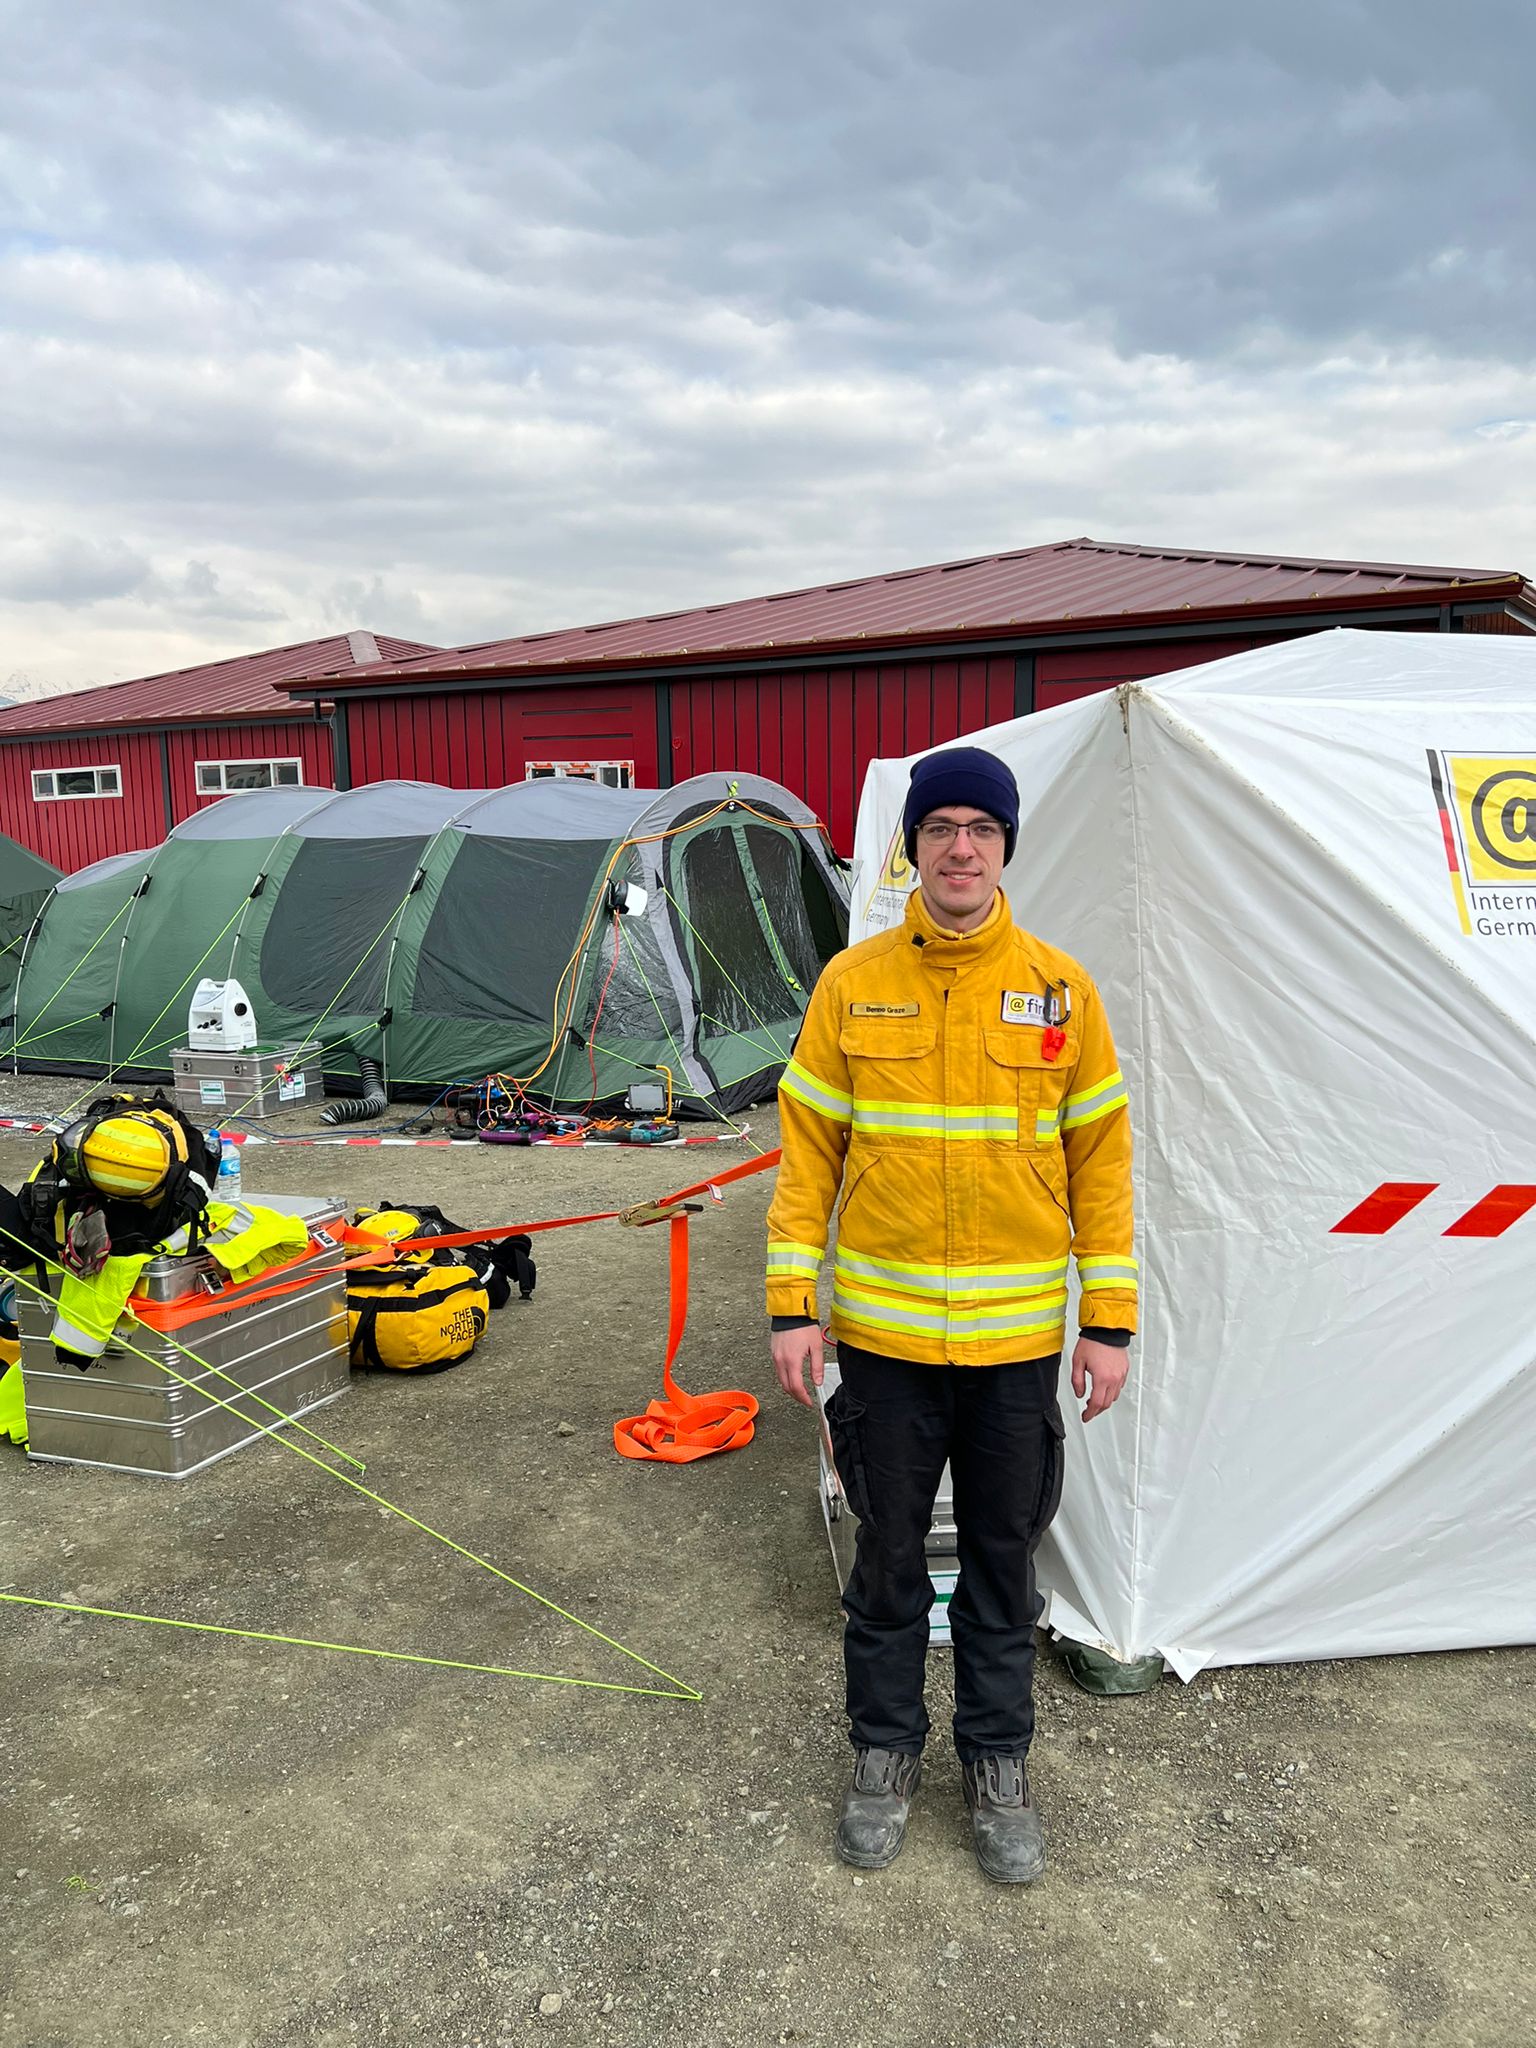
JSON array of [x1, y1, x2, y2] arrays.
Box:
[[186, 977, 258, 1053]]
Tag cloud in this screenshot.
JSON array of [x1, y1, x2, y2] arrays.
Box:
[[317, 573, 436, 643], [0, 533, 151, 607], [143, 559, 286, 623], [1, 0, 1534, 692]]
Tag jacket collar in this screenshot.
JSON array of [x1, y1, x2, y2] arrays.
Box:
[[904, 886, 1015, 970]]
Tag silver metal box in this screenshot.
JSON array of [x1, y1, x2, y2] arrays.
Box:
[[21, 1194, 350, 1479], [816, 1353, 959, 1648], [170, 1040, 323, 1120]]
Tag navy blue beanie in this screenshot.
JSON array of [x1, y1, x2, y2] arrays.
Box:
[[903, 746, 1019, 862]]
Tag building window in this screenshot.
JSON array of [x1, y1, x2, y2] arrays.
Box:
[[195, 758, 303, 793], [525, 759, 635, 789], [32, 765, 122, 800]]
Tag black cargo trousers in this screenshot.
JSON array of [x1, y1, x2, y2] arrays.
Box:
[[825, 1342, 1066, 1764]]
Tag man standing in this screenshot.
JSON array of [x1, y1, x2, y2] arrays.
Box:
[[766, 747, 1136, 1884]]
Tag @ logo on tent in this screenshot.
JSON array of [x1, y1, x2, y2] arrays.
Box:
[[1427, 751, 1536, 939], [1469, 765, 1536, 871]]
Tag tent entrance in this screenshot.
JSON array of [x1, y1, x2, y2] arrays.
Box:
[[665, 818, 848, 1106]]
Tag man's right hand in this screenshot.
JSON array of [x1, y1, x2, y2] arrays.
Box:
[[771, 1323, 825, 1408]]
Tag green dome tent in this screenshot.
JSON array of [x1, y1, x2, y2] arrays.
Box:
[[2, 775, 848, 1115], [0, 832, 60, 1015]]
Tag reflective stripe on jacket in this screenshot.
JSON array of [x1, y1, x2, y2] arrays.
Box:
[[765, 888, 1137, 1366]]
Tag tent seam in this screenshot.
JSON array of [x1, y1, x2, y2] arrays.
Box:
[[1123, 684, 1153, 1662]]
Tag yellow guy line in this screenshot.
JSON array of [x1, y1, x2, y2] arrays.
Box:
[[0, 1597, 697, 1700], [219, 878, 424, 1126], [2, 1258, 700, 1702], [1, 893, 135, 1058], [1, 1264, 366, 1471]]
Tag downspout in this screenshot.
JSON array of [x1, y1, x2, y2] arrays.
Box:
[[328, 700, 351, 790], [158, 733, 175, 835]]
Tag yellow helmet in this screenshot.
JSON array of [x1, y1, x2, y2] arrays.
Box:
[[77, 1114, 178, 1200], [351, 1209, 414, 1241], [351, 1209, 431, 1259]]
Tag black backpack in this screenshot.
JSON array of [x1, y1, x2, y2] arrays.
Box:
[[362, 1200, 535, 1310]]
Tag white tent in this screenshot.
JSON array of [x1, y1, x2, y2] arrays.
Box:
[[851, 629, 1536, 1676]]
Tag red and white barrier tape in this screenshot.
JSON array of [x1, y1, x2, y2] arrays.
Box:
[[0, 1115, 747, 1151]]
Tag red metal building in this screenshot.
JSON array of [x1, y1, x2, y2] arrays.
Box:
[[284, 538, 1536, 850], [0, 631, 436, 872]]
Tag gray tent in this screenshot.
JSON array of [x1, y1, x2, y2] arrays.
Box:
[[0, 832, 60, 1014], [6, 774, 848, 1114]]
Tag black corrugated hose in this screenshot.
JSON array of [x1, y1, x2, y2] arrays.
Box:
[[321, 1053, 387, 1125]]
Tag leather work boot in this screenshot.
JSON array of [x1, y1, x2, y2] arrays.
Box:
[[962, 1757, 1047, 1884], [835, 1747, 923, 1870]]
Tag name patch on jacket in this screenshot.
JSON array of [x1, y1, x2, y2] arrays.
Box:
[[1000, 989, 1066, 1027], [849, 1001, 920, 1018]]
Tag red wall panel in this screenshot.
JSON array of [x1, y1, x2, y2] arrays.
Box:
[[320, 620, 1492, 860], [343, 684, 658, 793], [1464, 611, 1534, 635], [0, 719, 332, 874], [665, 653, 1017, 850], [1, 731, 160, 873], [1033, 636, 1269, 709], [164, 719, 333, 820]]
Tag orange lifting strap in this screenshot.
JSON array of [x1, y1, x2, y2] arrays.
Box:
[[611, 1148, 779, 1464], [121, 1152, 782, 1464], [611, 1212, 758, 1463]]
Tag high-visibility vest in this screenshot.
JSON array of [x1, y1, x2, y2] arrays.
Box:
[[0, 1358, 24, 1446], [47, 1200, 311, 1363]]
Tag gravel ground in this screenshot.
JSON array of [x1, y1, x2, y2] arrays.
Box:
[[1, 1079, 1532, 2048]]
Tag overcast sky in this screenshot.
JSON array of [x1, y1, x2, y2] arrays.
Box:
[[2, 0, 1534, 695]]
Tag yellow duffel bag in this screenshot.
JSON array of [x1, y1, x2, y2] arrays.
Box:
[[346, 1261, 490, 1374]]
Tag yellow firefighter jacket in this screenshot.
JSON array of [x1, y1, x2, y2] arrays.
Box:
[[765, 888, 1137, 1366]]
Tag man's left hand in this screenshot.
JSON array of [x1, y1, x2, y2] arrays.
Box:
[[1071, 1336, 1130, 1422]]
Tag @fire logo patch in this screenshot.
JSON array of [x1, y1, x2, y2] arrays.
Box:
[[1001, 990, 1050, 1026], [1428, 751, 1536, 940]]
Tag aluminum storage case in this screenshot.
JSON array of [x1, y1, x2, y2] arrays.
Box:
[[816, 1352, 959, 1648], [20, 1193, 350, 1479], [170, 1040, 323, 1120]]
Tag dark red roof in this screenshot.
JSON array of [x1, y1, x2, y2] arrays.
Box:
[[287, 538, 1531, 692], [0, 631, 439, 737]]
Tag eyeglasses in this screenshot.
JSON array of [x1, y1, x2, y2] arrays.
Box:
[[916, 818, 1004, 847]]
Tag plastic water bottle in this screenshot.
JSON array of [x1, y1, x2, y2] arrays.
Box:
[[209, 1128, 242, 1204]]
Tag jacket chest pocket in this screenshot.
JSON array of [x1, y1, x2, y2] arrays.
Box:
[[982, 1025, 1069, 1151], [838, 1020, 937, 1142]]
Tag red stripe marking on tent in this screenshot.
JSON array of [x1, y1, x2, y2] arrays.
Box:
[[1330, 1183, 1438, 1234], [1436, 805, 1461, 875], [1442, 1185, 1536, 1238]]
